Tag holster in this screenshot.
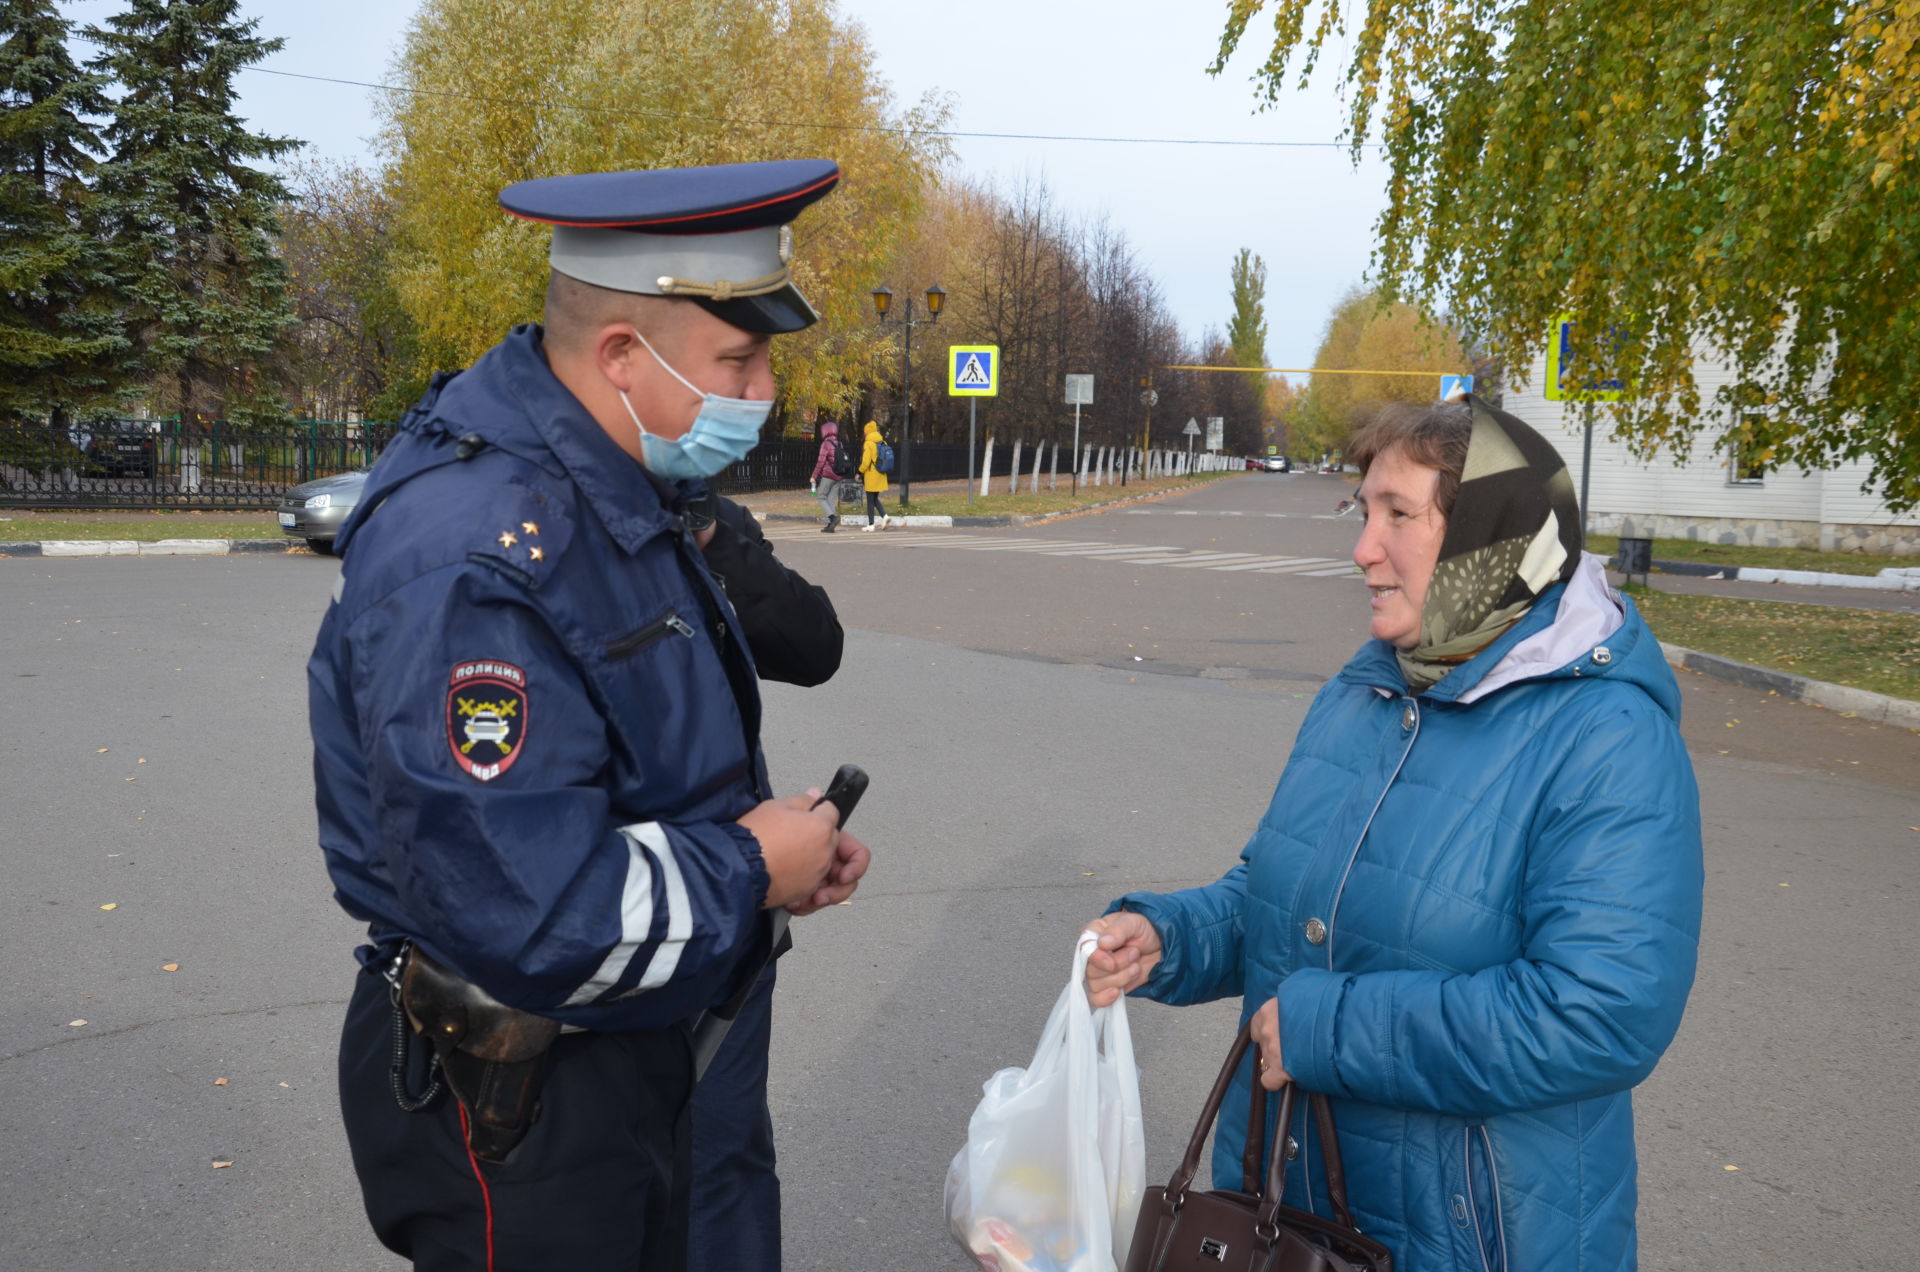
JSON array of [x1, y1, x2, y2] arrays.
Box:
[[400, 947, 562, 1163]]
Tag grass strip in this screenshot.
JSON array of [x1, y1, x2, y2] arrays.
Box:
[[1589, 533, 1897, 577], [1625, 584, 1920, 702], [0, 513, 282, 541], [769, 471, 1242, 520]]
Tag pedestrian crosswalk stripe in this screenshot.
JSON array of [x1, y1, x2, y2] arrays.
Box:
[[1251, 559, 1341, 574], [759, 526, 1361, 580], [1209, 556, 1315, 571], [947, 540, 1108, 552], [1154, 552, 1264, 567], [1039, 545, 1180, 556]]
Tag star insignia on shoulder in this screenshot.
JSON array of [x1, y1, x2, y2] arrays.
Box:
[[521, 521, 540, 536], [498, 530, 518, 548], [529, 546, 544, 562]]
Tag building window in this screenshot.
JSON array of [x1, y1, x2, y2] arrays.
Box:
[[1728, 413, 1769, 485]]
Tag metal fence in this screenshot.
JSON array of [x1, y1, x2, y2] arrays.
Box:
[[709, 440, 978, 495], [0, 419, 395, 510], [0, 420, 989, 510]]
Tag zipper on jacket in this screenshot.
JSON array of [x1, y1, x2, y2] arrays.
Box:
[[1463, 1125, 1509, 1272], [1323, 694, 1420, 968], [607, 611, 695, 660]]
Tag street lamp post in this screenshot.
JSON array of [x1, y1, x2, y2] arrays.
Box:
[[871, 284, 946, 508]]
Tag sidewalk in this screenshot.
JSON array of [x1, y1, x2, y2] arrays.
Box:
[[1612, 568, 1920, 615], [1619, 553, 1920, 596]]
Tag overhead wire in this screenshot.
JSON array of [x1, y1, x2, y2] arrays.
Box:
[[231, 58, 1379, 151]]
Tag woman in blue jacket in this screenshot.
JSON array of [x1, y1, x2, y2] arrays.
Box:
[[1087, 397, 1703, 1271]]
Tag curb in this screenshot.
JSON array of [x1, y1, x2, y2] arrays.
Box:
[[1615, 555, 1920, 592], [1659, 641, 1920, 730], [0, 537, 314, 558]]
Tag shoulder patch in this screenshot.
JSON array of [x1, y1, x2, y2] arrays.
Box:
[[447, 661, 528, 782]]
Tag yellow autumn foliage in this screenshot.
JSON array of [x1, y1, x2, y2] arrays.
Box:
[[379, 0, 948, 420]]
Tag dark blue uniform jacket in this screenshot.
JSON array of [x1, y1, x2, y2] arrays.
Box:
[[308, 324, 773, 1033]]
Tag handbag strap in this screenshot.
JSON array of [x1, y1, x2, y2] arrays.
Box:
[[1244, 1074, 1361, 1232], [1169, 1024, 1365, 1236], [1242, 1062, 1267, 1194], [1313, 1091, 1359, 1231], [1163, 1022, 1259, 1208]]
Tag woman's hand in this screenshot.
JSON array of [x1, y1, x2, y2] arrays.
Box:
[[1251, 997, 1292, 1091], [1083, 911, 1163, 1007]]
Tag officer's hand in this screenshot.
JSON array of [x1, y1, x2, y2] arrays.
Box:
[[786, 830, 870, 916], [738, 794, 837, 911]]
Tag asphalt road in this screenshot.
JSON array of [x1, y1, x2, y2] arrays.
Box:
[[3, 471, 1915, 1270]]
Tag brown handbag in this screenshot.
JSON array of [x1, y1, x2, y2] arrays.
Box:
[[1123, 1024, 1393, 1272]]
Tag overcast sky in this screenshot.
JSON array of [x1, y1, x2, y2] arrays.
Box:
[[61, 0, 1391, 380]]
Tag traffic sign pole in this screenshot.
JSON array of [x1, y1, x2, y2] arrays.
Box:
[[967, 400, 977, 507], [1071, 401, 1081, 496], [1581, 400, 1595, 544]]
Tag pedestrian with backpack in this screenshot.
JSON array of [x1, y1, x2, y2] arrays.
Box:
[[810, 418, 854, 531], [859, 419, 894, 530]]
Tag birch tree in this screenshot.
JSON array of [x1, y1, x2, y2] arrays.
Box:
[[1214, 0, 1920, 507]]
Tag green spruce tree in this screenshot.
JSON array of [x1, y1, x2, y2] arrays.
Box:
[[86, 0, 298, 426], [0, 0, 125, 427]]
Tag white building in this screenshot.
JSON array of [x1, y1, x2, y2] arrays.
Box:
[[1504, 343, 1920, 557]]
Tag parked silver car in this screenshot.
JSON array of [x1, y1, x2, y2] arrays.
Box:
[[278, 469, 369, 554]]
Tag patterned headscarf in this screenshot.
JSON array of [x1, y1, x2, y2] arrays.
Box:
[[1397, 396, 1583, 693]]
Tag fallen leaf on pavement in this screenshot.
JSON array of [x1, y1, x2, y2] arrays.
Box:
[[69, 1020, 87, 1027], [278, 1082, 290, 1089], [137, 758, 146, 764], [161, 963, 179, 972], [99, 903, 117, 911], [213, 1077, 228, 1086], [96, 748, 108, 754], [1723, 1165, 1740, 1172], [211, 1160, 233, 1170]]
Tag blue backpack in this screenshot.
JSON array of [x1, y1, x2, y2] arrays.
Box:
[[874, 441, 895, 474]]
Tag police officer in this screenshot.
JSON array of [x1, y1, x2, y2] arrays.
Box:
[[309, 159, 869, 1271]]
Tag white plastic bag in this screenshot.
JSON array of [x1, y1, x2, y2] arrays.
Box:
[[944, 931, 1146, 1272]]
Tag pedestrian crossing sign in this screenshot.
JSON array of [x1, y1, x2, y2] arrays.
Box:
[[948, 345, 998, 397]]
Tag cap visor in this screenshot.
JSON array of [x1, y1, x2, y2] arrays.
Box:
[[695, 284, 818, 335]]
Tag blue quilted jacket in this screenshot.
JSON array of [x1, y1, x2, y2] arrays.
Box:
[[1115, 560, 1703, 1271]]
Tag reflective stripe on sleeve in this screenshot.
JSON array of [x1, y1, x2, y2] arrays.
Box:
[[562, 822, 681, 1006], [634, 827, 692, 992]]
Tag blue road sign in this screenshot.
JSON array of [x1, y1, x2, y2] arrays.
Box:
[[1439, 374, 1474, 400], [949, 345, 998, 397]]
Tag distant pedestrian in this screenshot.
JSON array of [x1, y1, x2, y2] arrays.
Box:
[[858, 419, 892, 530], [809, 418, 853, 532]]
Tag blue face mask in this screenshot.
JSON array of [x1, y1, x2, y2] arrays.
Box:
[[616, 328, 771, 481]]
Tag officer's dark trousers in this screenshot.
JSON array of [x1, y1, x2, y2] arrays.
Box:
[[689, 963, 780, 1272], [339, 967, 693, 1271]]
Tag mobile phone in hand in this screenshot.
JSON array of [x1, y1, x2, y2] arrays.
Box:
[[810, 764, 868, 828]]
